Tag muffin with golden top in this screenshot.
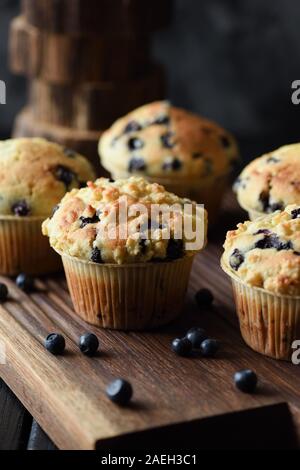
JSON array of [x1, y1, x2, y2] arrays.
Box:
[[0, 138, 95, 274], [234, 143, 300, 220], [99, 101, 239, 224], [221, 205, 300, 360], [43, 176, 207, 330]]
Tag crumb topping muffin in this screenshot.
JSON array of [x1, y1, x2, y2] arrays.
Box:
[[223, 205, 300, 295], [0, 138, 95, 217], [42, 176, 207, 264], [234, 143, 300, 215], [99, 101, 238, 179]]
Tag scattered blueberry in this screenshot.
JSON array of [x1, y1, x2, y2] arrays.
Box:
[[171, 337, 192, 357], [192, 152, 203, 159], [63, 147, 77, 158], [50, 204, 60, 219], [0, 283, 8, 302], [259, 190, 270, 212], [161, 132, 175, 149], [255, 233, 292, 251], [186, 328, 208, 349], [79, 333, 99, 356], [11, 200, 30, 216], [91, 248, 103, 264], [220, 135, 231, 148], [269, 202, 283, 212], [234, 369, 258, 393], [166, 239, 184, 261], [229, 249, 244, 271], [291, 208, 300, 219], [200, 339, 220, 357], [162, 157, 182, 171], [128, 137, 144, 151], [254, 229, 271, 235], [266, 156, 280, 163], [124, 121, 142, 134], [195, 288, 214, 307], [128, 157, 146, 173], [45, 333, 66, 356], [258, 192, 283, 213], [91, 247, 103, 264], [139, 238, 148, 255], [79, 214, 99, 228], [16, 273, 34, 292], [154, 115, 170, 125], [109, 178, 115, 183], [54, 165, 75, 188], [106, 379, 133, 406]]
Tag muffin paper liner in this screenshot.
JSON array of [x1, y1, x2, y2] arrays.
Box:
[[221, 257, 300, 360], [111, 172, 230, 225], [0, 216, 61, 275], [60, 252, 194, 330]]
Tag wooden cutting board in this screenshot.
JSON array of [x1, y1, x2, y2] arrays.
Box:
[[0, 194, 300, 450]]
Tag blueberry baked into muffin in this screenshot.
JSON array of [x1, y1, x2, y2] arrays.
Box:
[[0, 138, 95, 275], [43, 176, 207, 329], [234, 143, 300, 220], [221, 205, 300, 360], [99, 101, 239, 224]]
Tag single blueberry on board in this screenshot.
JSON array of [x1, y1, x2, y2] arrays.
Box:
[[106, 379, 133, 406], [79, 333, 99, 356], [16, 273, 34, 293], [234, 369, 258, 393], [45, 333, 66, 356]]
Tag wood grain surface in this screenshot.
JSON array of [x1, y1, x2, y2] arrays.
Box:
[[21, 0, 173, 34], [10, 17, 151, 84], [0, 194, 299, 450], [12, 108, 105, 172], [28, 67, 165, 130]]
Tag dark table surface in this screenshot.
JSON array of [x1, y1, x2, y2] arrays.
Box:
[[0, 379, 56, 450]]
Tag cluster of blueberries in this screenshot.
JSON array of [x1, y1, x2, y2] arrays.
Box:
[[171, 288, 258, 395]]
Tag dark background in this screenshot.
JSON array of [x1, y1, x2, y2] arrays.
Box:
[[1, 0, 300, 161]]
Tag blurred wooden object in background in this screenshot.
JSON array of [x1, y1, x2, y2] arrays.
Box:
[[9, 0, 172, 171]]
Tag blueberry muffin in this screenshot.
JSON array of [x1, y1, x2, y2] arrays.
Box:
[[221, 205, 300, 360], [234, 143, 300, 220], [0, 138, 95, 275], [99, 101, 239, 224], [43, 176, 207, 329]]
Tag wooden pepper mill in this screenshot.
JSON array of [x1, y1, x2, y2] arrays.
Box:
[[9, 0, 172, 171]]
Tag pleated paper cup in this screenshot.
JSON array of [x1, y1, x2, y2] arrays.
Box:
[[0, 215, 61, 276], [221, 257, 300, 361], [111, 171, 230, 226], [59, 251, 194, 330]]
